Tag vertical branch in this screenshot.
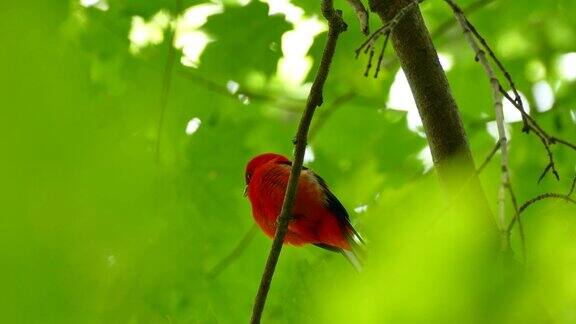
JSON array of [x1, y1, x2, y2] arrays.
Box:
[[445, 0, 511, 251], [249, 1, 347, 323], [368, 0, 496, 235]]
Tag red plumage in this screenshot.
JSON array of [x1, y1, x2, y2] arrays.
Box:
[[245, 153, 363, 267]]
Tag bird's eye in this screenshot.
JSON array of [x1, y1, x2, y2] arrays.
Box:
[[245, 173, 251, 184]]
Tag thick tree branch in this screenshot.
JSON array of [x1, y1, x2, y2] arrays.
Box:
[[375, 0, 495, 72], [356, 0, 419, 78], [368, 0, 472, 187], [367, 0, 495, 230], [249, 1, 347, 323]]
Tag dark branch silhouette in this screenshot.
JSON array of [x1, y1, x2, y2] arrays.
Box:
[[356, 0, 419, 78], [507, 176, 576, 233]]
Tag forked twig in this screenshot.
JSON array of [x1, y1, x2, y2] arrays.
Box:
[[355, 0, 420, 78], [207, 225, 258, 279]]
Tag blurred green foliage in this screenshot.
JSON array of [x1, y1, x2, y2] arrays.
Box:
[[1, 0, 575, 323]]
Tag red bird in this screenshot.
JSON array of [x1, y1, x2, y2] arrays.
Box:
[[245, 153, 363, 269]]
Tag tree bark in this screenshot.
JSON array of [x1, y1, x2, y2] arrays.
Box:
[[369, 0, 495, 229]]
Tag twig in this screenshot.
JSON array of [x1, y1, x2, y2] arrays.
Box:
[[448, 0, 511, 250], [445, 0, 574, 258], [373, 32, 391, 78], [551, 137, 576, 151], [345, 0, 369, 35], [250, 1, 347, 323], [203, 94, 355, 280], [507, 176, 576, 233], [499, 87, 567, 182], [355, 0, 419, 78], [378, 0, 495, 72], [207, 92, 354, 280], [206, 225, 258, 279], [506, 183, 525, 262], [476, 140, 501, 174], [431, 0, 495, 40], [446, 0, 576, 185], [444, 1, 529, 132]]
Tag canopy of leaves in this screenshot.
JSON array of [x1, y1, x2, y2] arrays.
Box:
[[1, 0, 575, 322]]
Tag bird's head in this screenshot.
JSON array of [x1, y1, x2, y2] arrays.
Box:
[[245, 153, 289, 186]]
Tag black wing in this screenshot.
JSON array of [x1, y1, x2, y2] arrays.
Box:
[[311, 172, 350, 222], [313, 172, 364, 244], [276, 160, 363, 244]]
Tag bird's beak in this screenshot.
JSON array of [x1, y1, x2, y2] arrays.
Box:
[[243, 185, 248, 197]]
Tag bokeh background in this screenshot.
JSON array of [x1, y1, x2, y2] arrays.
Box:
[[1, 0, 576, 322]]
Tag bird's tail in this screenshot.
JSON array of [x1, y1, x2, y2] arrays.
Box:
[[342, 229, 365, 272]]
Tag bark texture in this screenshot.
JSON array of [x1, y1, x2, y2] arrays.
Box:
[[369, 0, 495, 230]]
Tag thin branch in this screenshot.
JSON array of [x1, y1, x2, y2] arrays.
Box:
[[356, 0, 420, 78], [499, 87, 566, 182], [446, 0, 576, 185], [250, 1, 347, 323], [551, 136, 576, 151], [431, 0, 495, 40], [445, 0, 573, 258], [206, 92, 354, 280], [206, 225, 258, 279], [498, 88, 547, 137], [378, 0, 494, 72], [446, 2, 529, 132], [476, 140, 501, 174], [506, 183, 525, 262], [507, 176, 576, 233], [345, 0, 370, 35], [475, 143, 525, 258], [448, 0, 510, 247], [518, 193, 576, 213], [373, 32, 391, 78]]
